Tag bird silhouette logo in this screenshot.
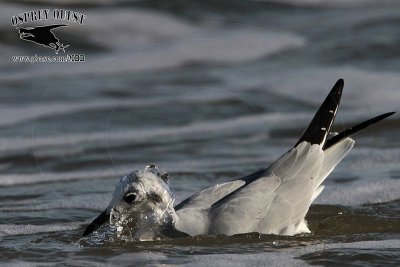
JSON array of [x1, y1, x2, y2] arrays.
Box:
[[16, 24, 69, 54]]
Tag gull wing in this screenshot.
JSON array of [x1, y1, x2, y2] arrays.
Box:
[[207, 80, 344, 235], [175, 79, 343, 213], [174, 169, 267, 211], [174, 180, 246, 211], [208, 142, 323, 235], [295, 78, 343, 147], [175, 79, 394, 236], [174, 170, 272, 236]]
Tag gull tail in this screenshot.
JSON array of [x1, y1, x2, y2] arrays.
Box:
[[309, 112, 395, 203], [323, 112, 395, 150], [295, 79, 344, 147]]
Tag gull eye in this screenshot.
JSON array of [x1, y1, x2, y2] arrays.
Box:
[[123, 193, 137, 204]]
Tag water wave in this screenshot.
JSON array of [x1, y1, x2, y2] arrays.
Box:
[[182, 239, 400, 267], [0, 112, 309, 153], [0, 222, 84, 238]]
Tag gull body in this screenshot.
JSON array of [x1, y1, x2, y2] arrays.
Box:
[[82, 79, 394, 240]]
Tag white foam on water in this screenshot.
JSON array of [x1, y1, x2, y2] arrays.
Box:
[[0, 169, 123, 186], [260, 66, 400, 114], [0, 112, 308, 153], [108, 252, 167, 266], [0, 68, 395, 132], [0, 222, 84, 238], [0, 262, 53, 267], [82, 9, 200, 49], [0, 88, 262, 128], [347, 148, 400, 173], [182, 239, 400, 267], [186, 251, 303, 267], [259, 0, 400, 7], [3, 239, 399, 266], [312, 147, 400, 205], [317, 178, 400, 206], [91, 239, 400, 266], [0, 193, 110, 211], [0, 153, 275, 187], [0, 97, 172, 128]]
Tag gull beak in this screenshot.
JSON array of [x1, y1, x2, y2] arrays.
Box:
[[82, 209, 110, 237]]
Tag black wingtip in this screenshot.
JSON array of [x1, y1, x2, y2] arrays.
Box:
[[324, 111, 395, 150], [295, 79, 344, 147]]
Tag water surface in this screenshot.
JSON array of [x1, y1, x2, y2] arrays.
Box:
[[0, 0, 399, 265]]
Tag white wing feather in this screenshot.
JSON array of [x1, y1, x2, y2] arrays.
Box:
[[175, 138, 354, 236], [208, 142, 323, 235]]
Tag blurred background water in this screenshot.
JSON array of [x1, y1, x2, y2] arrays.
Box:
[[0, 0, 399, 266]]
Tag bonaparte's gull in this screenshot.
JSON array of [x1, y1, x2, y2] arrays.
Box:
[[82, 79, 394, 240]]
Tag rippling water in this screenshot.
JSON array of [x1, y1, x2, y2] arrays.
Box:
[[0, 0, 399, 266]]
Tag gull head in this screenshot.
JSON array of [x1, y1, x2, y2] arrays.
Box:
[[83, 164, 175, 241]]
